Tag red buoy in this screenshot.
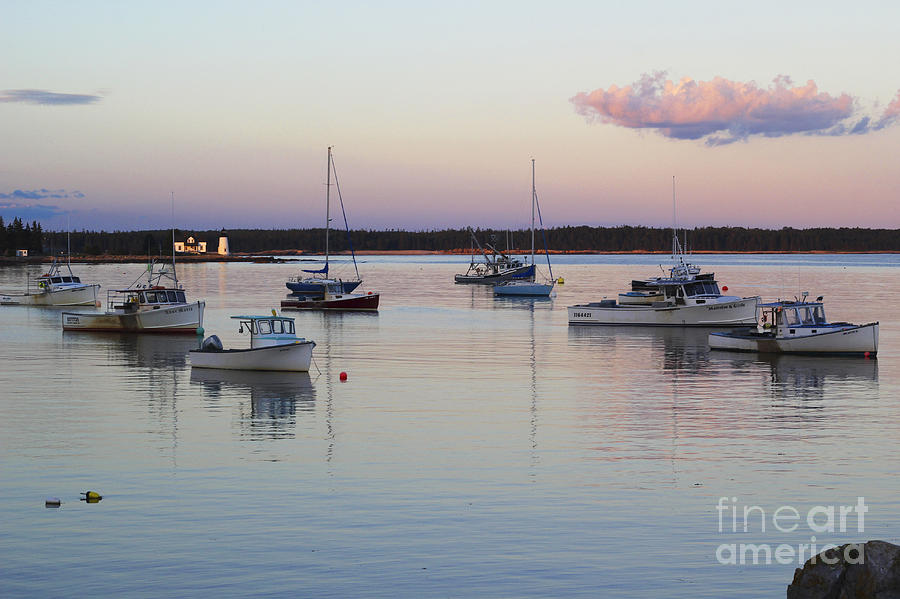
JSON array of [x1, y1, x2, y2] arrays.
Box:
[[722, 285, 729, 292], [864, 352, 871, 359], [339, 371, 348, 381]]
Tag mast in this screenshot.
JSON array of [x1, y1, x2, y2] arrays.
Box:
[[325, 146, 332, 273], [672, 175, 677, 259], [531, 158, 536, 267], [171, 191, 178, 287]]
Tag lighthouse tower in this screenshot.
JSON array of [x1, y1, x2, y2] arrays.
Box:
[[217, 230, 230, 256]]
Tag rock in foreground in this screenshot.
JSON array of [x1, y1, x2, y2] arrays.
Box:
[[787, 540, 900, 598]]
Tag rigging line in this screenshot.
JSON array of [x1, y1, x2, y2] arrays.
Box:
[[328, 153, 360, 280], [533, 191, 553, 281]]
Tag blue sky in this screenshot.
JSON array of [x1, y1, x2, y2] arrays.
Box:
[[2, 1, 899, 231]]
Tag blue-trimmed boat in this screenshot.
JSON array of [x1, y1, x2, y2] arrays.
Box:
[[709, 293, 878, 356]]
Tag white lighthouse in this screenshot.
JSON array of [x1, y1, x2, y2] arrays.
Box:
[[217, 230, 230, 256]]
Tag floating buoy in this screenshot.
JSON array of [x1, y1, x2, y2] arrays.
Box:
[[81, 491, 102, 503], [367, 291, 372, 295], [557, 277, 565, 285], [196, 327, 205, 336], [865, 351, 871, 359], [339, 371, 348, 382], [45, 497, 61, 508], [722, 286, 728, 292]]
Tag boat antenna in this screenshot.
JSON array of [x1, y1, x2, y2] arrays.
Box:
[[171, 191, 178, 287]]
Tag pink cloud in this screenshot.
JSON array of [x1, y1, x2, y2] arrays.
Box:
[[571, 73, 897, 145]]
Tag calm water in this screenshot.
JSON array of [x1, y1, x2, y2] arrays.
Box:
[[1, 254, 898, 598]]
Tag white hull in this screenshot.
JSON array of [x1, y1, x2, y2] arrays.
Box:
[[61, 301, 205, 333], [1, 284, 99, 306], [568, 297, 758, 326], [190, 341, 315, 371], [710, 323, 879, 356]]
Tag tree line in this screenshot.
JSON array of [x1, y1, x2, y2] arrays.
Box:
[[0, 217, 45, 255], [3, 222, 898, 256]]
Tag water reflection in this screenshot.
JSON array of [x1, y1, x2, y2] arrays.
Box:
[[190, 369, 316, 440], [568, 325, 712, 373], [711, 352, 879, 402]]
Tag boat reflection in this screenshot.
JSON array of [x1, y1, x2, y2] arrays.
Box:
[[62, 330, 198, 369], [711, 352, 879, 401], [190, 369, 316, 439], [567, 325, 712, 373]]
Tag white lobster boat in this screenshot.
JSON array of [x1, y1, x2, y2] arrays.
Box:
[[61, 260, 204, 333], [190, 314, 316, 372], [568, 257, 758, 326], [1, 259, 100, 306], [709, 294, 878, 357]]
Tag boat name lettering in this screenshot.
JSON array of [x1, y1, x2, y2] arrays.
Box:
[[65, 316, 79, 324], [707, 302, 744, 311], [572, 312, 592, 318]]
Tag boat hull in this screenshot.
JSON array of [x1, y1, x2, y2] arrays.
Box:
[[281, 293, 379, 311], [61, 301, 206, 333], [709, 323, 879, 356], [190, 340, 315, 371], [1, 284, 100, 306], [454, 265, 535, 284], [494, 282, 554, 296], [568, 297, 758, 326]]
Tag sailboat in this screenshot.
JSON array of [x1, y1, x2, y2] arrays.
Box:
[[0, 230, 100, 307], [493, 159, 556, 297], [281, 147, 379, 311]]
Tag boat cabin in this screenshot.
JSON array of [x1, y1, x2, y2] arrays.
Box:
[[233, 315, 302, 349], [653, 278, 724, 305], [108, 287, 187, 311], [759, 297, 831, 338]]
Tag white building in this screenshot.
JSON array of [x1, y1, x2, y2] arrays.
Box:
[[15, 249, 28, 257], [217, 234, 230, 256], [174, 236, 207, 254]]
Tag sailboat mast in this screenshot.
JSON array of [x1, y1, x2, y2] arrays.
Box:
[[531, 158, 536, 266], [672, 175, 677, 258], [325, 146, 332, 272]]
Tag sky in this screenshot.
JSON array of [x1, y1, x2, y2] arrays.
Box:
[[2, 0, 899, 231]]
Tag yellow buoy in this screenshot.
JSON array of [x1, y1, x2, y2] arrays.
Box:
[[557, 277, 565, 285]]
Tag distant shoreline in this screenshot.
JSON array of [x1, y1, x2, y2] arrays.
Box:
[[2, 248, 898, 265]]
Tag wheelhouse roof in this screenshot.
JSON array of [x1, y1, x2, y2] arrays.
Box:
[[231, 315, 295, 322], [758, 301, 824, 308]]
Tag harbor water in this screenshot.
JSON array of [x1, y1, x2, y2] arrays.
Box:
[[1, 254, 898, 598]]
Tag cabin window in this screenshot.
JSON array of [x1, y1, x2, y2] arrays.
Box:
[[258, 320, 272, 335], [784, 309, 801, 326], [286, 321, 295, 334], [145, 292, 157, 303], [272, 320, 284, 334], [139, 292, 147, 303], [51, 277, 62, 283], [811, 306, 825, 324], [72, 277, 81, 283], [167, 291, 177, 303], [798, 307, 813, 324], [176, 291, 186, 303], [62, 277, 71, 283]]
